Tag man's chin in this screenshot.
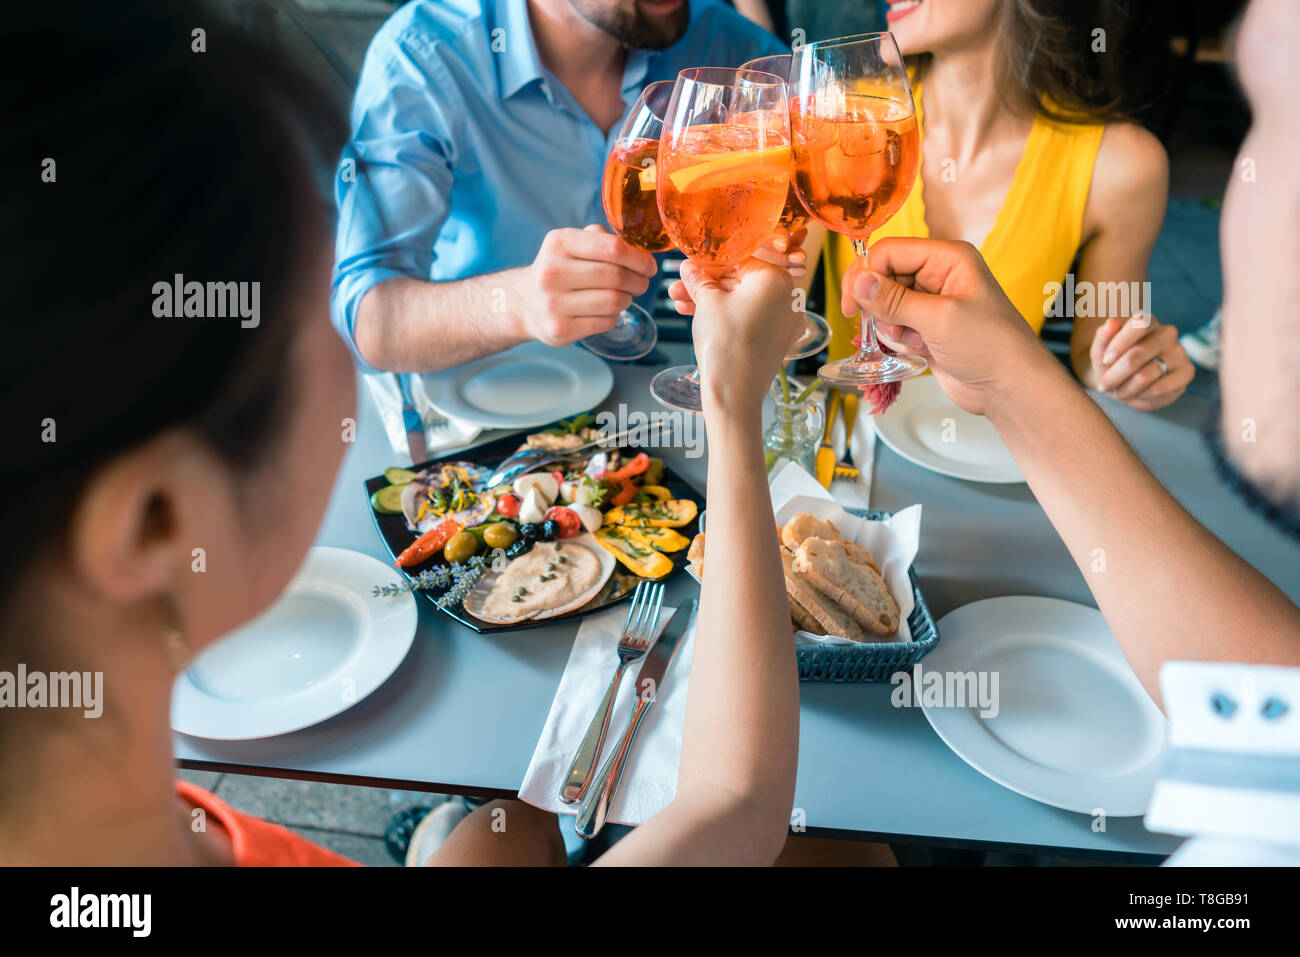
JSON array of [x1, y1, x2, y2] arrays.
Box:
[[621, 0, 691, 50]]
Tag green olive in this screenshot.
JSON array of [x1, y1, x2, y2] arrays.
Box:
[[443, 531, 478, 564], [483, 523, 519, 549]]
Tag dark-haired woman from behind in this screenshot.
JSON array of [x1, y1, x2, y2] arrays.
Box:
[[1, 2, 358, 864], [825, 0, 1193, 412], [3, 0, 805, 866]]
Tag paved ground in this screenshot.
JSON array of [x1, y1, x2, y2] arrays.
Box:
[[177, 768, 448, 866], [185, 0, 1233, 866]]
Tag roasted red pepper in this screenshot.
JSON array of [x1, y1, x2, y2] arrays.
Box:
[[607, 478, 637, 507], [604, 452, 649, 483], [395, 518, 461, 568]]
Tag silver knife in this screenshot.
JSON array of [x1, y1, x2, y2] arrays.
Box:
[[574, 599, 697, 839], [396, 373, 427, 466]]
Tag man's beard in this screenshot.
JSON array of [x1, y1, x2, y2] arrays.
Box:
[[571, 0, 691, 50]]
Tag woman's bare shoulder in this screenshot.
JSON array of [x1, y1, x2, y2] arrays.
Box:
[[1085, 122, 1169, 238], [1093, 123, 1168, 205]]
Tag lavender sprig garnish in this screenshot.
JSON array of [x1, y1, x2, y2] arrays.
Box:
[[373, 554, 488, 608]]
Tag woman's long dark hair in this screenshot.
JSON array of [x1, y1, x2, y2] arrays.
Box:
[[1, 0, 345, 608], [910, 0, 1165, 126]]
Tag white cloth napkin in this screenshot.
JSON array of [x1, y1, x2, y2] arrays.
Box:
[[363, 372, 482, 461], [769, 461, 921, 646], [518, 604, 694, 827]]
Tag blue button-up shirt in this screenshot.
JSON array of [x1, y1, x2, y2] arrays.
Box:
[[331, 0, 785, 370]]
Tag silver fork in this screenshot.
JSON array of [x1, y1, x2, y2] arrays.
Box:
[[558, 581, 664, 804]]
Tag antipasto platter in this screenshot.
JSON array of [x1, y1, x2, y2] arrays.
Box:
[[364, 415, 703, 633]]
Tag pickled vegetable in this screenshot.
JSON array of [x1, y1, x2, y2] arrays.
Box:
[[443, 530, 478, 564], [483, 523, 518, 549]]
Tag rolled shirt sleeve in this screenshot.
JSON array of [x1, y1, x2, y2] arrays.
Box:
[[331, 31, 458, 372]]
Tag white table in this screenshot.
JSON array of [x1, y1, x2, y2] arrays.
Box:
[[175, 346, 1299, 860]]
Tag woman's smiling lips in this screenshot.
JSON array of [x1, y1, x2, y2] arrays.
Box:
[[886, 0, 923, 24]]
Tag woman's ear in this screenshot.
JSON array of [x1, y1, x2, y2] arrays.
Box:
[[67, 430, 220, 605]]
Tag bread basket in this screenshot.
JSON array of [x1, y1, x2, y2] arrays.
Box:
[[690, 506, 941, 682]]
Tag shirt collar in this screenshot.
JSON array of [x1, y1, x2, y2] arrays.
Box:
[[493, 0, 546, 100], [621, 47, 651, 99], [494, 0, 660, 106]]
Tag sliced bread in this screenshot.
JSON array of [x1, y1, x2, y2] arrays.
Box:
[[780, 549, 867, 641], [781, 513, 842, 552], [793, 537, 899, 637]]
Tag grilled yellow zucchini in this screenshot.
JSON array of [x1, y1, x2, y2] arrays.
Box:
[[602, 499, 698, 528], [594, 526, 674, 578]]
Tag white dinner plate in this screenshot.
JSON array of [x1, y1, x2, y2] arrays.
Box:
[[920, 596, 1166, 816], [417, 341, 614, 430], [873, 373, 1024, 483], [172, 547, 418, 740]]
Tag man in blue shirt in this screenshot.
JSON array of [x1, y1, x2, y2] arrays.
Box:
[[331, 0, 788, 373]]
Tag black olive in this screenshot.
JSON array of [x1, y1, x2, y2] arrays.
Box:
[[540, 519, 559, 541], [505, 539, 533, 559], [519, 522, 540, 542]]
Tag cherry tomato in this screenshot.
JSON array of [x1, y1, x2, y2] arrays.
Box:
[[543, 505, 582, 539], [550, 470, 565, 488], [496, 493, 521, 518], [395, 518, 461, 568]]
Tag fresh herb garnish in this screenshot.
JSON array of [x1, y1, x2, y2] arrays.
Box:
[[373, 554, 488, 609]]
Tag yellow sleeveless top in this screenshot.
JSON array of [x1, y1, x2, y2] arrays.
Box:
[[822, 81, 1107, 359]]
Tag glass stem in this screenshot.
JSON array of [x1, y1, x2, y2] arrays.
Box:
[[852, 237, 882, 363]]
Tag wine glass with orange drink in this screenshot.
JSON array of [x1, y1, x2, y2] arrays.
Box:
[[651, 67, 792, 412], [582, 82, 677, 361], [790, 33, 925, 386], [739, 53, 833, 361]]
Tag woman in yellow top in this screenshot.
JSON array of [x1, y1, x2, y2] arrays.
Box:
[[825, 0, 1193, 411]]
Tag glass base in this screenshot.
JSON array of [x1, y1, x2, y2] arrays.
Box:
[[818, 351, 927, 387], [785, 310, 832, 361], [579, 303, 657, 361], [650, 364, 702, 414]]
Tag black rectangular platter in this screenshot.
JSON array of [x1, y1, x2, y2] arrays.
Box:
[[363, 423, 704, 633]]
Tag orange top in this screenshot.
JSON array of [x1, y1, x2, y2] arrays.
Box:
[[176, 780, 360, 867]]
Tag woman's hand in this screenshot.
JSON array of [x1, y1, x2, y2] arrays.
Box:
[[841, 238, 1055, 417], [668, 233, 808, 316], [1087, 314, 1194, 411], [681, 258, 798, 417]]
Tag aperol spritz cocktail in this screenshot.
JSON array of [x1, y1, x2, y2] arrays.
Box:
[[584, 81, 674, 361], [791, 33, 925, 387], [657, 124, 790, 273], [650, 67, 791, 413], [602, 137, 674, 253], [741, 53, 832, 360], [790, 94, 918, 239]]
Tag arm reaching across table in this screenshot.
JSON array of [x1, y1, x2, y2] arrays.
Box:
[[839, 237, 1300, 707], [595, 259, 805, 865]]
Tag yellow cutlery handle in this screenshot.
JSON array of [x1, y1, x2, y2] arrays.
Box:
[[815, 391, 841, 489], [841, 392, 859, 445], [823, 391, 841, 444]]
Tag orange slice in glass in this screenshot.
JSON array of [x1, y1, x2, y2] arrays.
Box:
[[667, 144, 791, 193]]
